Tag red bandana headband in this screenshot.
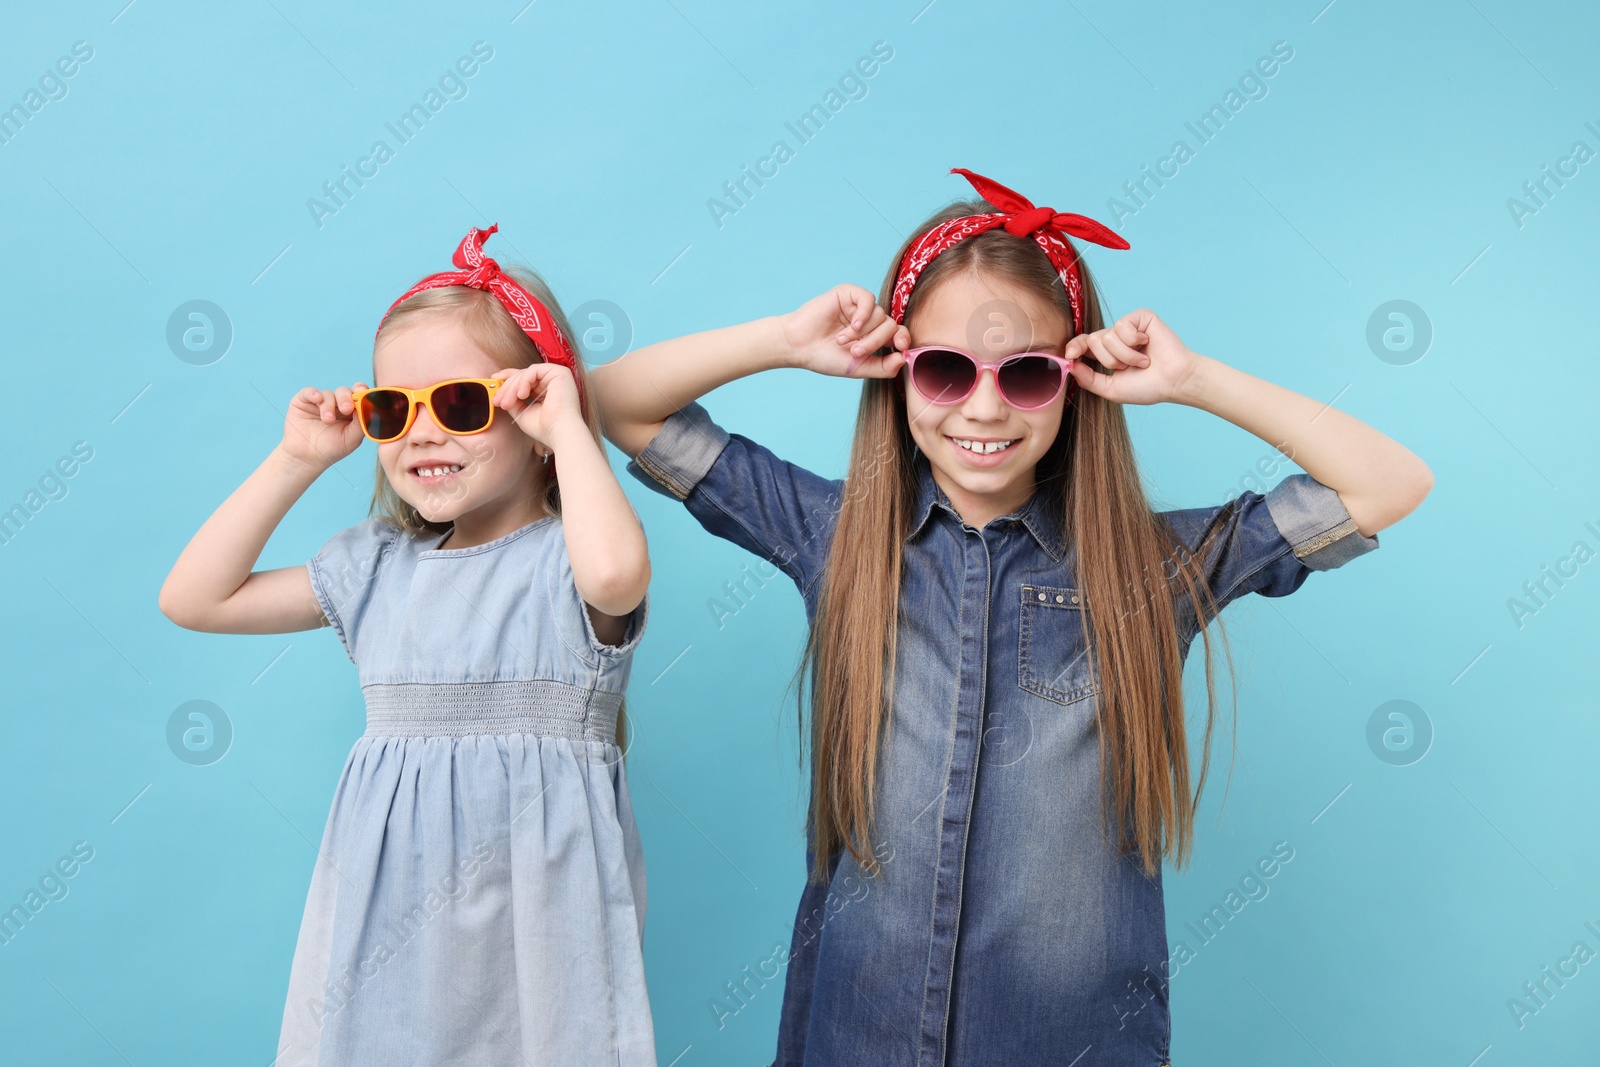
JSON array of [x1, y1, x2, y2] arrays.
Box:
[[890, 168, 1130, 340], [379, 223, 585, 417]]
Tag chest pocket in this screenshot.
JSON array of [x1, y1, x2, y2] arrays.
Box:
[[1018, 584, 1099, 707]]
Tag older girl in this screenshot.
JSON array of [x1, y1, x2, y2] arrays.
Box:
[[593, 170, 1430, 1065]]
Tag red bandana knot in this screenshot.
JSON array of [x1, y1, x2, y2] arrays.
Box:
[[378, 222, 588, 441], [890, 168, 1131, 341]]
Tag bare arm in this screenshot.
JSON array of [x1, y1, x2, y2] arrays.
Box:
[[549, 416, 651, 630], [590, 316, 788, 458], [158, 385, 366, 632], [1067, 309, 1432, 538], [1175, 355, 1432, 536], [590, 286, 910, 459], [490, 364, 652, 645]]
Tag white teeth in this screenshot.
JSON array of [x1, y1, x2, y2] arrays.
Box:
[[953, 438, 1015, 455], [416, 465, 462, 477]]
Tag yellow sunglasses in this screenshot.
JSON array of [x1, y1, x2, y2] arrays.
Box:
[[350, 377, 504, 443]]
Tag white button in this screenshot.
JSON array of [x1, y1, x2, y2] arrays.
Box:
[[1037, 592, 1046, 601], [1070, 594, 1080, 604], [1055, 595, 1065, 603]]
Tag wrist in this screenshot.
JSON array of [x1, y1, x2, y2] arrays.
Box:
[[1172, 352, 1220, 408], [545, 415, 597, 456], [270, 444, 327, 482], [760, 314, 802, 371]]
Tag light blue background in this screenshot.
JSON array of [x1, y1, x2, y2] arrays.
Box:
[[1, 1, 1595, 1063]]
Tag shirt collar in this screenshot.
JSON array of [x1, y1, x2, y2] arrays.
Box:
[[905, 450, 1068, 562]]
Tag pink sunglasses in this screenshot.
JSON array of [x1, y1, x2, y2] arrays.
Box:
[[903, 345, 1075, 410]]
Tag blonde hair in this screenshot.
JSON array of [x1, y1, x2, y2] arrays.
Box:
[[366, 265, 628, 752], [368, 265, 601, 535], [797, 198, 1240, 883]]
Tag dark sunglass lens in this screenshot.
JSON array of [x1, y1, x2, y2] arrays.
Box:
[[432, 381, 492, 434], [912, 349, 977, 403], [360, 390, 411, 440], [998, 356, 1062, 407]]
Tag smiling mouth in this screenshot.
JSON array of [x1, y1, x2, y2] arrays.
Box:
[[947, 436, 1017, 456], [409, 462, 466, 482]]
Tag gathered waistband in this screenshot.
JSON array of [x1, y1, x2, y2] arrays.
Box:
[[361, 679, 622, 744]]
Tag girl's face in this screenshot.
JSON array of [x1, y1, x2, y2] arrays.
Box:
[[901, 270, 1071, 513], [372, 311, 542, 525]]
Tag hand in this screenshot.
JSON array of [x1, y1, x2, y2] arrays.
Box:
[[491, 363, 585, 456], [782, 284, 910, 379], [282, 384, 366, 470], [1065, 309, 1202, 407]]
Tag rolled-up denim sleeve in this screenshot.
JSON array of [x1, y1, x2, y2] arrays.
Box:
[[1165, 472, 1379, 625], [624, 400, 844, 596]]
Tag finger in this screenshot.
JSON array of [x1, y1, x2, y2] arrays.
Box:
[[875, 349, 908, 377], [892, 323, 911, 351], [499, 374, 535, 408], [840, 285, 872, 331], [1112, 318, 1148, 348], [1070, 360, 1110, 398], [855, 316, 902, 360], [1101, 331, 1148, 368], [845, 306, 889, 350], [1124, 308, 1158, 337], [1085, 331, 1129, 371], [846, 344, 907, 379], [524, 369, 558, 401], [491, 375, 519, 407]]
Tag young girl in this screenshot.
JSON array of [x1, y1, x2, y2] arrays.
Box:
[[592, 169, 1432, 1066], [159, 226, 657, 1066]]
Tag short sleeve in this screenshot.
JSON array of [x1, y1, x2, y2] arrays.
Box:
[[547, 534, 649, 670], [306, 517, 400, 663], [1163, 472, 1379, 628], [624, 401, 844, 597]]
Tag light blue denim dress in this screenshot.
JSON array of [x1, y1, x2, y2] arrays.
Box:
[[274, 514, 654, 1067]]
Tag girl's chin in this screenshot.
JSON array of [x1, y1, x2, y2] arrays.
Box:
[[398, 496, 463, 524], [928, 460, 1033, 496]]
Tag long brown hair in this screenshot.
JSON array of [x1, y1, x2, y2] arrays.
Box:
[[798, 198, 1239, 883], [366, 266, 629, 752]]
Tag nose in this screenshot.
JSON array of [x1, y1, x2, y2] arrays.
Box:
[[407, 401, 448, 442], [961, 366, 1008, 420]]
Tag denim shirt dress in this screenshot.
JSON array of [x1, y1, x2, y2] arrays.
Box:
[[627, 401, 1379, 1067]]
